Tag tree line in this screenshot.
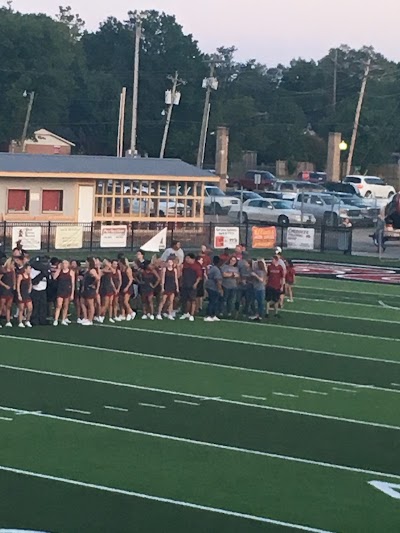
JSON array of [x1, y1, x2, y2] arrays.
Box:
[[1, 4, 400, 171]]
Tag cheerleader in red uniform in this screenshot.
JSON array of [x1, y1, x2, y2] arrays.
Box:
[[99, 258, 117, 323], [53, 259, 75, 326]]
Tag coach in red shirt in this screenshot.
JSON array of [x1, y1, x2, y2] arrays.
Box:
[[266, 256, 285, 318]]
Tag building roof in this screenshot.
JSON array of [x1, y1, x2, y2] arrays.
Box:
[[32, 129, 76, 147], [0, 153, 214, 178]]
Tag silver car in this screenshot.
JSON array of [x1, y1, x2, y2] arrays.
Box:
[[293, 193, 364, 225]]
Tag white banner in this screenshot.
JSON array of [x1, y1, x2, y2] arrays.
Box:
[[141, 227, 167, 253], [214, 226, 240, 249], [12, 226, 41, 251], [100, 225, 128, 248], [287, 227, 315, 250], [55, 226, 83, 250]]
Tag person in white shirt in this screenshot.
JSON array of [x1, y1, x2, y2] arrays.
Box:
[[161, 240, 184, 265], [30, 257, 50, 326]]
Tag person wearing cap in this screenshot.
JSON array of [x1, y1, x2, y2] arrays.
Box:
[[266, 255, 285, 318]]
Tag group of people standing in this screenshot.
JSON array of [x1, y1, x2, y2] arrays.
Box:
[[0, 240, 295, 327]]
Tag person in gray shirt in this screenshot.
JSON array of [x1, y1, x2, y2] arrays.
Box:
[[250, 260, 267, 320], [204, 256, 223, 322], [221, 256, 240, 317], [236, 253, 254, 317]]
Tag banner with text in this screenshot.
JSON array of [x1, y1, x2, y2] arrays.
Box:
[[100, 225, 128, 248], [213, 227, 240, 249], [287, 227, 315, 250], [55, 226, 83, 250], [12, 226, 42, 251], [251, 226, 277, 249]]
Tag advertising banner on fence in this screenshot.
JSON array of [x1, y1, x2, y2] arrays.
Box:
[[12, 226, 42, 251], [251, 226, 277, 249], [287, 227, 315, 250], [213, 227, 240, 249], [100, 225, 128, 248], [55, 226, 83, 250]]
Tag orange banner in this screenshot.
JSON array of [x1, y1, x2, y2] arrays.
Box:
[[252, 226, 277, 249]]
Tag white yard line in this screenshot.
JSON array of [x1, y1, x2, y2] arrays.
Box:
[[65, 408, 91, 415], [0, 416, 13, 421], [283, 307, 400, 325], [379, 301, 400, 310], [0, 465, 333, 533], [391, 383, 400, 388], [273, 392, 299, 398], [298, 284, 400, 298], [138, 403, 166, 409], [2, 407, 400, 481], [303, 390, 328, 396], [1, 356, 399, 398], [221, 318, 400, 343], [104, 405, 129, 413], [242, 395, 266, 401], [3, 331, 400, 368], [332, 388, 358, 394], [174, 400, 200, 406]]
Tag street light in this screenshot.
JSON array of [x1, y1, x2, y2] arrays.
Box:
[[339, 140, 348, 151]]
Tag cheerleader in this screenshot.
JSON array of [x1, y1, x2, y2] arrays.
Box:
[[0, 258, 15, 327], [93, 257, 102, 322], [156, 257, 179, 320], [16, 265, 33, 328], [118, 258, 136, 321], [111, 259, 122, 321], [53, 259, 75, 326], [139, 261, 160, 320], [81, 257, 100, 326], [99, 258, 117, 323]]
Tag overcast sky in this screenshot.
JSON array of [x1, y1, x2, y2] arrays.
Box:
[[11, 0, 400, 65]]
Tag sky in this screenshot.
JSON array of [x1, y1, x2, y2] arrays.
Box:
[[10, 0, 400, 65]]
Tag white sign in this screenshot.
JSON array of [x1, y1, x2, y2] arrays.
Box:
[[254, 173, 261, 185], [12, 226, 41, 251], [55, 226, 83, 249], [287, 227, 315, 250], [141, 227, 167, 253], [100, 225, 128, 248], [214, 227, 240, 249]]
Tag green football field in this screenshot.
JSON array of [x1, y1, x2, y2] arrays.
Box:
[[1, 275, 400, 532]]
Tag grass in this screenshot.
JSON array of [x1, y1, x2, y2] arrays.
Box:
[[1, 274, 400, 532]]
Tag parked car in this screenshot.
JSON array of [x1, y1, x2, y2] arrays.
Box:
[[293, 192, 364, 226], [203, 185, 240, 214], [229, 191, 263, 202], [297, 171, 328, 183], [228, 170, 277, 191], [327, 193, 380, 225], [258, 191, 286, 200], [228, 198, 316, 226], [273, 180, 325, 201], [343, 175, 396, 198], [325, 182, 362, 196]]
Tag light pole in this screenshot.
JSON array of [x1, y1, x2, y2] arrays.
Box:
[[130, 15, 142, 155], [197, 62, 219, 168], [21, 90, 35, 153], [339, 140, 348, 180], [160, 72, 185, 158]]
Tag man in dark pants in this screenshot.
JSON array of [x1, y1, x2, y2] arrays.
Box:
[[30, 258, 50, 326]]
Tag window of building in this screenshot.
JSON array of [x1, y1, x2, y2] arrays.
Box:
[[42, 190, 63, 212], [8, 189, 30, 212], [94, 179, 205, 220]]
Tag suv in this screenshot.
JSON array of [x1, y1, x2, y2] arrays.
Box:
[[203, 185, 240, 215], [228, 170, 277, 191], [325, 182, 361, 196], [297, 171, 327, 184], [343, 175, 396, 199], [293, 192, 364, 226]]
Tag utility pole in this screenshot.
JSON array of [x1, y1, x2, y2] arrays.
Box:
[[130, 16, 142, 155], [346, 58, 371, 176], [197, 60, 219, 168], [160, 71, 185, 158], [21, 91, 35, 153], [117, 87, 127, 157]]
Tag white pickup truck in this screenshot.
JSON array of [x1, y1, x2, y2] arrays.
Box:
[[203, 185, 240, 215]]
